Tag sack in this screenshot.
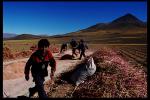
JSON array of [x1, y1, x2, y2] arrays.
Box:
[[70, 57, 96, 86]]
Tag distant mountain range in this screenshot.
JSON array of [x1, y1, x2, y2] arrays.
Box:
[[9, 34, 43, 40], [3, 33, 18, 39], [3, 33, 48, 40], [3, 13, 147, 44]]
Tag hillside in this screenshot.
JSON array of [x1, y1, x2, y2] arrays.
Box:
[[4, 13, 147, 44], [66, 13, 147, 44], [5, 34, 44, 40], [74, 13, 146, 33]]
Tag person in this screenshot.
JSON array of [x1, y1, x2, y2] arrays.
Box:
[[76, 41, 81, 54], [60, 42, 67, 53], [70, 39, 78, 57], [24, 39, 56, 98], [78, 39, 88, 60]]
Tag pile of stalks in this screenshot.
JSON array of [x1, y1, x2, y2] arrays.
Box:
[[46, 47, 147, 98], [72, 47, 147, 98]]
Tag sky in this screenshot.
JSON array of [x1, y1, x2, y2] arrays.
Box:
[[3, 1, 147, 36]]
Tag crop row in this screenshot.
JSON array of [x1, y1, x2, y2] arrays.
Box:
[[118, 48, 147, 68]]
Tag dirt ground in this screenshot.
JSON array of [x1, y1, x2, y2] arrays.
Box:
[[3, 49, 94, 98], [3, 45, 147, 98]]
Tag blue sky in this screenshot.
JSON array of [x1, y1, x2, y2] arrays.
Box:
[[3, 2, 147, 36]]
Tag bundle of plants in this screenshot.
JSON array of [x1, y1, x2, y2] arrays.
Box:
[[49, 45, 59, 53], [59, 54, 74, 60], [30, 45, 37, 52], [16, 50, 32, 58], [3, 46, 15, 60]]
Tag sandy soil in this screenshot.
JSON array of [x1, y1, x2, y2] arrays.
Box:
[[3, 49, 94, 98]]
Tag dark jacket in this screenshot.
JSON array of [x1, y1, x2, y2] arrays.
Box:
[[70, 40, 78, 48], [78, 42, 88, 51], [24, 49, 56, 78], [61, 43, 67, 49]]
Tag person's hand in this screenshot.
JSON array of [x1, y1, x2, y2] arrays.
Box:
[[25, 75, 29, 81], [50, 72, 54, 80]]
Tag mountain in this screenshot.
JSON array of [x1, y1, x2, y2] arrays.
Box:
[[6, 34, 43, 40], [80, 13, 146, 32], [3, 33, 18, 39], [65, 13, 147, 44], [81, 23, 108, 32], [109, 13, 146, 28], [4, 13, 147, 44]]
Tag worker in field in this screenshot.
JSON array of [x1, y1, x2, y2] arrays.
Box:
[[24, 39, 56, 98], [60, 42, 67, 53], [78, 39, 88, 60], [70, 39, 78, 57], [76, 41, 81, 54]]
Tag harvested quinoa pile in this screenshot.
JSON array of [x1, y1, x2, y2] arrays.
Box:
[[72, 47, 147, 98]]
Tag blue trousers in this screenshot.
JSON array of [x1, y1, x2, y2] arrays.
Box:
[[30, 74, 48, 98]]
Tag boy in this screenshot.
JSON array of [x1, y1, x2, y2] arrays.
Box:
[[24, 39, 56, 98]]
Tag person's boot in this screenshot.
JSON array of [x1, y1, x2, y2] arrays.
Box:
[[29, 87, 37, 97]]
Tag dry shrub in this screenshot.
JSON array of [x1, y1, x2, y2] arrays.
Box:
[[50, 45, 59, 53], [15, 50, 32, 58], [30, 45, 37, 51], [3, 46, 33, 60], [72, 47, 147, 98], [3, 46, 15, 60]]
